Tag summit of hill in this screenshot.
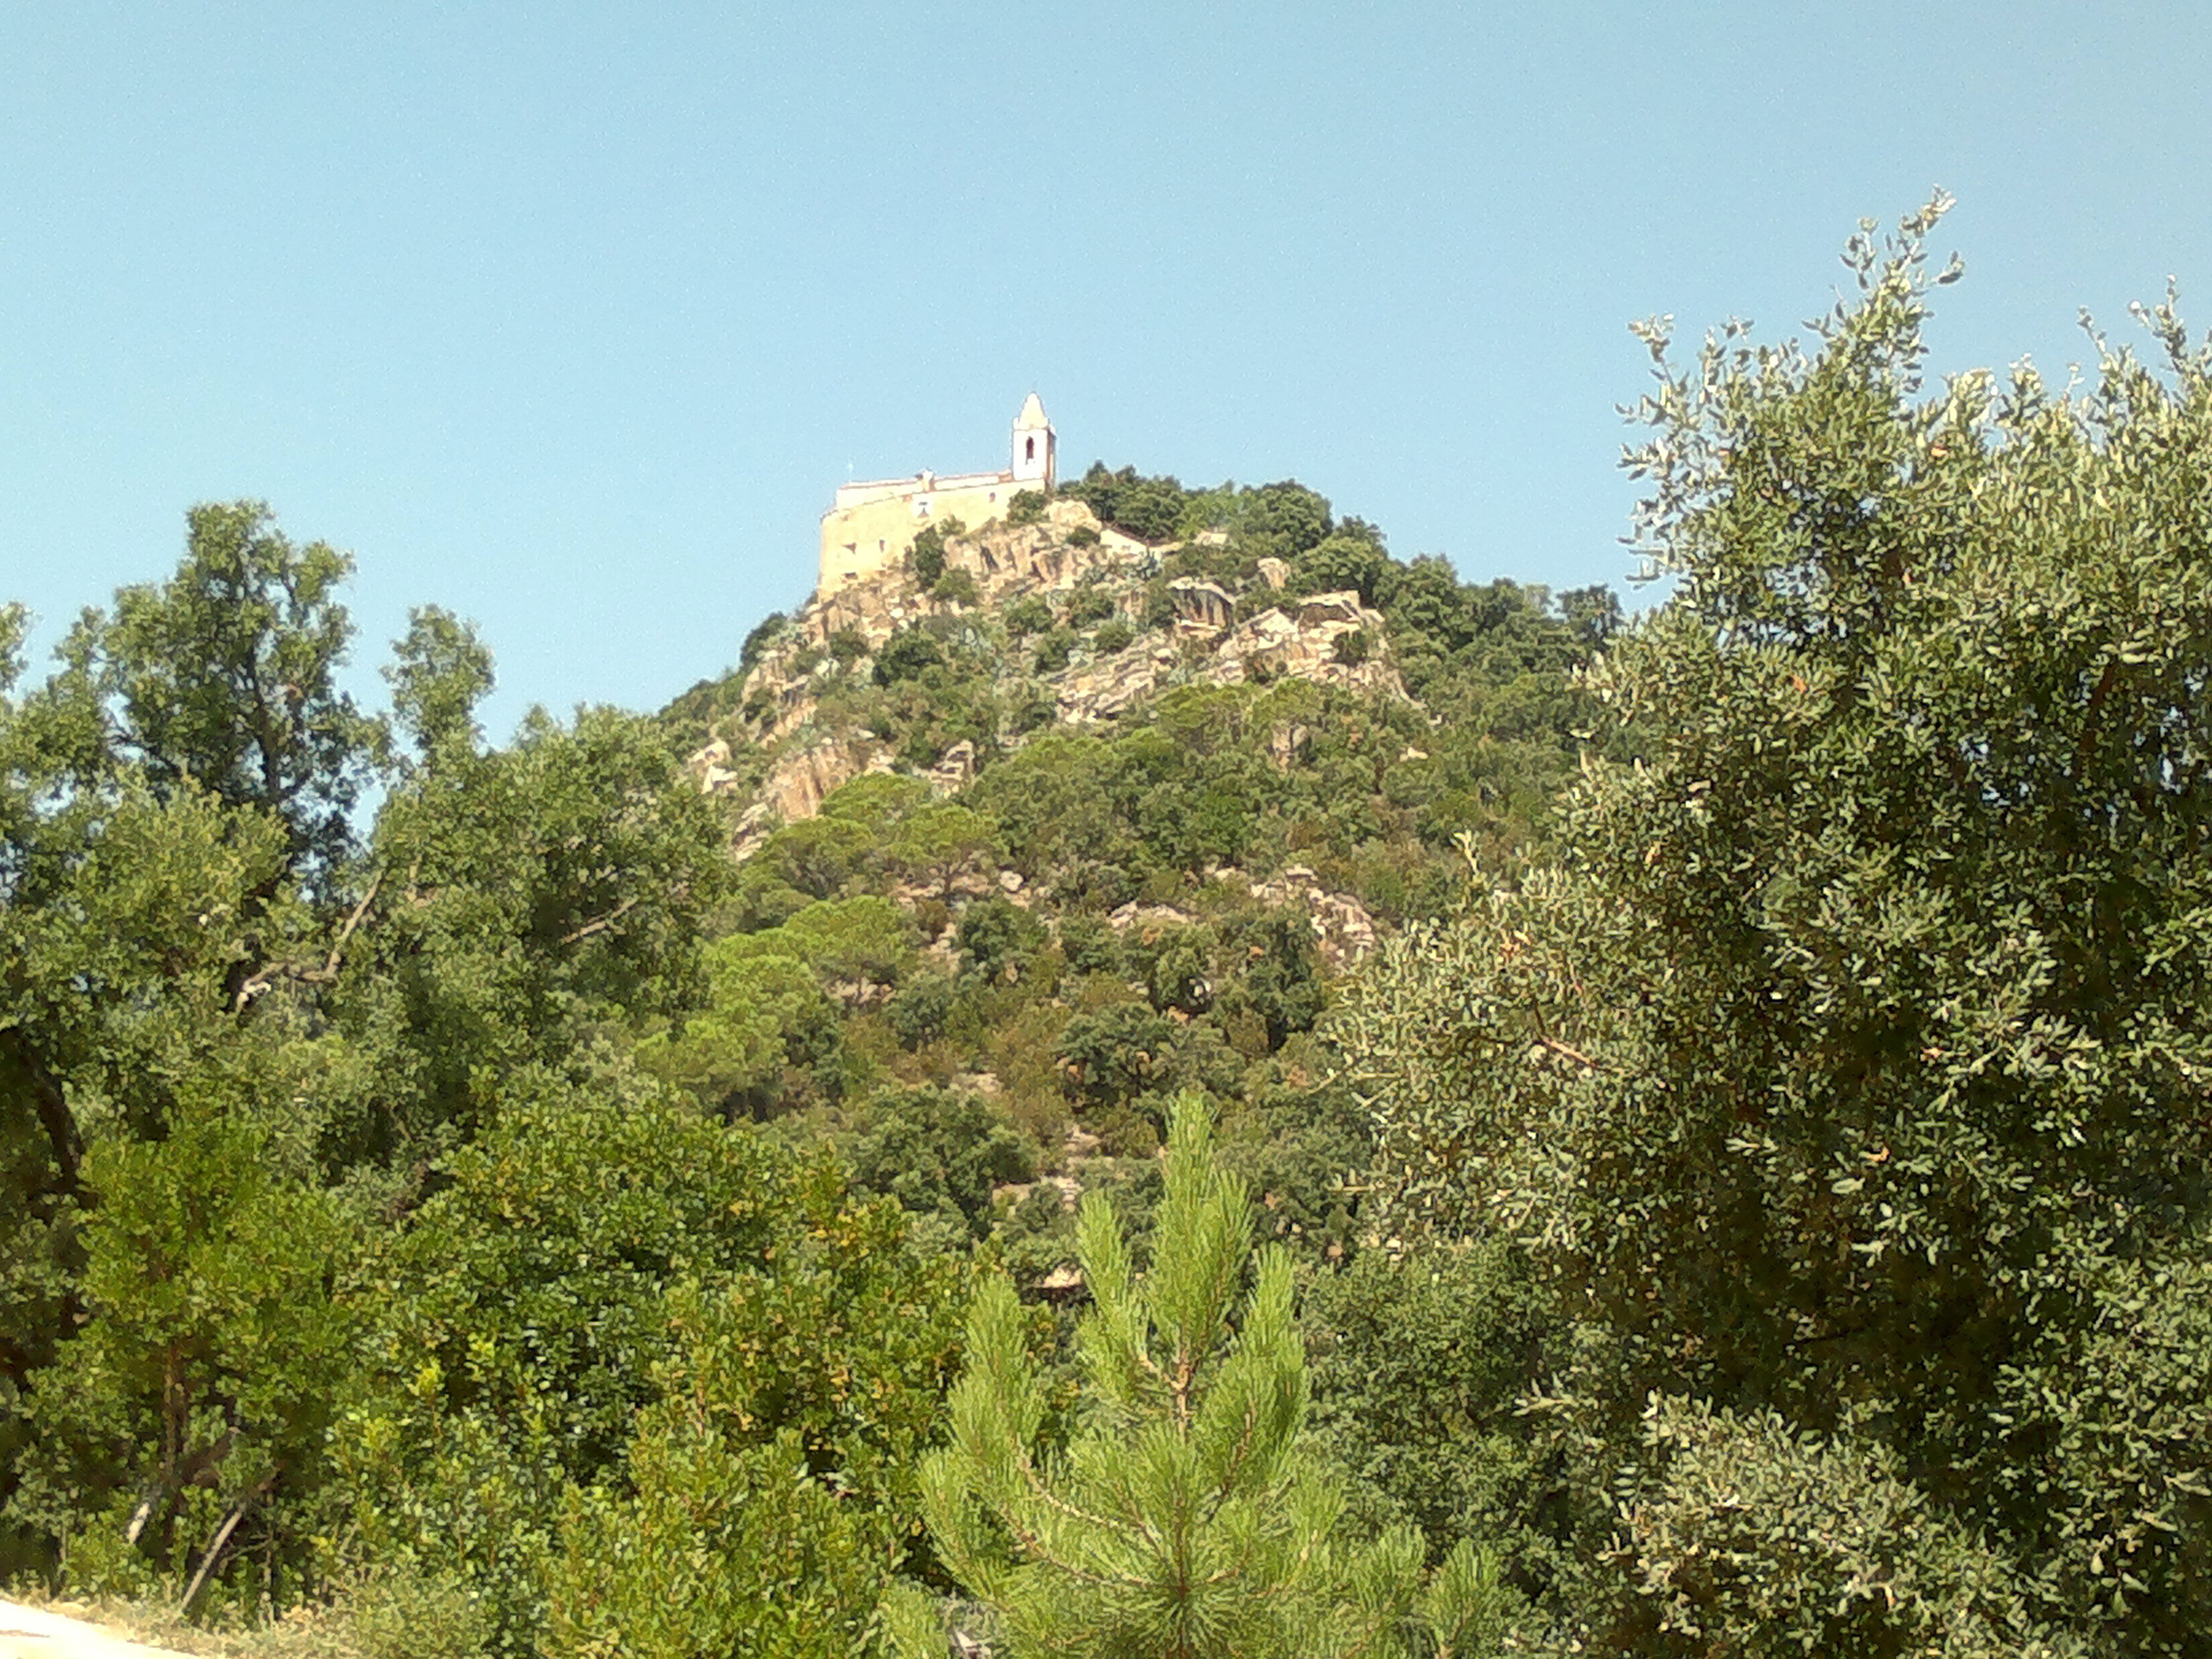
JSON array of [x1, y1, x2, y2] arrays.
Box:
[[653, 422, 1623, 1221]]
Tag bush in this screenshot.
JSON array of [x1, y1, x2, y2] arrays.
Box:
[[1057, 914, 1123, 977], [1007, 490, 1047, 527], [1066, 524, 1101, 548], [873, 626, 944, 686], [909, 524, 947, 587], [956, 895, 1042, 983], [843, 1086, 1036, 1239], [739, 611, 788, 672], [1090, 619, 1133, 655], [884, 970, 957, 1050], [1003, 595, 1054, 639], [1031, 629, 1076, 674], [1064, 585, 1115, 626], [930, 568, 981, 607]]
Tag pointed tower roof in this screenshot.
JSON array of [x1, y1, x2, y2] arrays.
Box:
[[1013, 392, 1050, 430]]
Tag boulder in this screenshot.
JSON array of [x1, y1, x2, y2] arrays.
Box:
[[1168, 578, 1236, 634]]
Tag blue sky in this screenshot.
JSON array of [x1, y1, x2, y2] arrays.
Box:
[[4, 3, 2207, 737]]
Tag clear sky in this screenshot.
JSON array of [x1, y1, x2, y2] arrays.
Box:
[[4, 2, 2207, 737]]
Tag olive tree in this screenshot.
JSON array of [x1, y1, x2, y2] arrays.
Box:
[[1345, 198, 2212, 1654]]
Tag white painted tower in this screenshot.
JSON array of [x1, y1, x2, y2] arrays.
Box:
[[1011, 392, 1056, 489]]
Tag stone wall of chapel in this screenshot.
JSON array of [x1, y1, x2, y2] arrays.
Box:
[[818, 474, 1036, 589]]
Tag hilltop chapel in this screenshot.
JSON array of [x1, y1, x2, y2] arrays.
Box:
[[818, 394, 1057, 589]]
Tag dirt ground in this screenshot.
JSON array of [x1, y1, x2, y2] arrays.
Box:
[[0, 1599, 197, 1659]]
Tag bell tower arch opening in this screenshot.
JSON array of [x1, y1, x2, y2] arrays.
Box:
[[1011, 392, 1055, 489]]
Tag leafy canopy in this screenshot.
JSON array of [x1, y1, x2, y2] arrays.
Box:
[[1349, 197, 2212, 1655]]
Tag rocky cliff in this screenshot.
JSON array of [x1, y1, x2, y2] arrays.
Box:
[[690, 499, 1404, 854]]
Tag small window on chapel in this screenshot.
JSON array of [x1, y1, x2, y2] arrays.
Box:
[[1025, 437, 1036, 461]]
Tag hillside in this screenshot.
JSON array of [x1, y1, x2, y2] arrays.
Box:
[[644, 468, 1617, 1267]]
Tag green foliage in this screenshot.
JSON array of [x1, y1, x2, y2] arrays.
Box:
[[1059, 464, 1193, 544], [1056, 914, 1122, 977], [930, 567, 981, 607], [892, 1097, 1506, 1658], [1303, 1245, 1556, 1586], [634, 942, 838, 1119], [1348, 200, 2212, 1654], [909, 524, 948, 588], [1002, 594, 1054, 639], [1030, 628, 1075, 673], [1006, 490, 1047, 527], [956, 895, 1041, 983], [740, 609, 790, 672], [385, 606, 495, 758], [15, 1113, 354, 1607], [843, 1085, 1036, 1240], [825, 627, 868, 666], [339, 1076, 806, 1648], [1063, 583, 1116, 627], [874, 626, 945, 686], [69, 500, 384, 884], [1090, 617, 1134, 654], [1294, 529, 1391, 604], [883, 969, 957, 1050], [546, 1187, 968, 1658]]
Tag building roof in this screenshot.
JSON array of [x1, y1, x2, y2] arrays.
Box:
[[1013, 391, 1050, 430]]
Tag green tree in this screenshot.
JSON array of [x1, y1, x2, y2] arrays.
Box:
[[843, 1085, 1036, 1241], [890, 1097, 1504, 1658], [70, 500, 385, 884], [910, 523, 949, 588], [546, 1179, 968, 1659], [956, 895, 1042, 983], [874, 626, 947, 686], [1348, 199, 2212, 1654], [15, 1113, 354, 1609], [384, 605, 495, 760], [884, 801, 997, 897], [337, 1074, 808, 1650]]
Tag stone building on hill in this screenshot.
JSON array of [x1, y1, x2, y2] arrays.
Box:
[[817, 394, 1057, 591]]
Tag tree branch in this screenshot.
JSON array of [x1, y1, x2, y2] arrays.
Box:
[[0, 1026, 83, 1200], [561, 896, 640, 946]]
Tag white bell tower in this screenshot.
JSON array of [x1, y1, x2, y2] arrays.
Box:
[[1011, 392, 1055, 489]]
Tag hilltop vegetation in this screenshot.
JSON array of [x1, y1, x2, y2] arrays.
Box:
[[0, 400, 1610, 1654], [6, 202, 2211, 1656]]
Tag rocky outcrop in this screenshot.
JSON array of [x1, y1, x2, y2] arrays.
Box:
[[926, 738, 979, 796], [693, 516, 1406, 857], [1169, 578, 1236, 635], [729, 733, 890, 854], [1052, 639, 1183, 723], [1242, 865, 1380, 971], [1204, 590, 1401, 697]]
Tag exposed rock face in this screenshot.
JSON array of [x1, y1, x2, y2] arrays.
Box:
[[730, 735, 890, 855], [1052, 639, 1184, 723], [1169, 578, 1236, 635], [1242, 865, 1380, 971], [691, 516, 1405, 854], [1205, 590, 1400, 697]]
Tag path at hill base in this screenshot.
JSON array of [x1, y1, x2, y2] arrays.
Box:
[[0, 1600, 197, 1659]]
